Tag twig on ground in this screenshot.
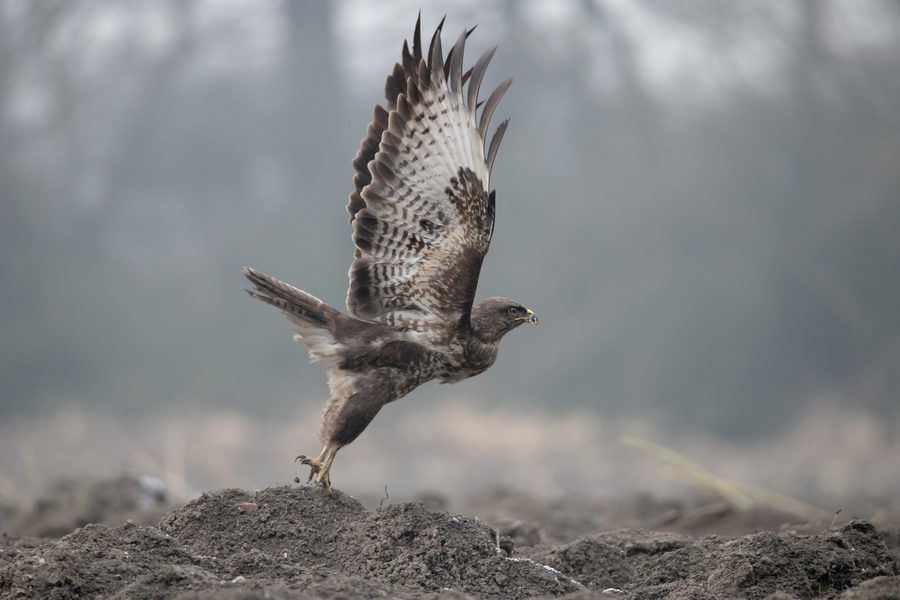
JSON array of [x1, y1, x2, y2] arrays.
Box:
[[830, 509, 841, 532]]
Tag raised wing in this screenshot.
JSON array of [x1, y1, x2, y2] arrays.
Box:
[[346, 16, 511, 333]]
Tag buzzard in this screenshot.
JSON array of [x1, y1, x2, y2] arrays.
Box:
[[244, 16, 536, 492]]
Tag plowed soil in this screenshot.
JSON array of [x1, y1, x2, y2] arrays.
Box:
[[1, 476, 898, 599]]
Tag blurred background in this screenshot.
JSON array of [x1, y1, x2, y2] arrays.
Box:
[[1, 0, 899, 505]]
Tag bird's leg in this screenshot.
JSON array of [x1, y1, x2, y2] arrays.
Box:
[[296, 443, 340, 493], [318, 445, 340, 490]]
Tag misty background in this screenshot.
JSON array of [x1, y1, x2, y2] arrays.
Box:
[[1, 0, 899, 500]]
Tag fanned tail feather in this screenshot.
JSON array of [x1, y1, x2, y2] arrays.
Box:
[[243, 267, 329, 327]]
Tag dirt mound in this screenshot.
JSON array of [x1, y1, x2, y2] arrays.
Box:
[[1, 483, 898, 599], [159, 487, 581, 599], [534, 522, 897, 599]]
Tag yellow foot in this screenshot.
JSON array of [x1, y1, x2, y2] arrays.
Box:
[[295, 454, 333, 492]]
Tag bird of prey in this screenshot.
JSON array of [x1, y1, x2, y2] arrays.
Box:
[[244, 15, 536, 492]]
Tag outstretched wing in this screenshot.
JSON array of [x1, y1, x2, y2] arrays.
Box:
[[346, 16, 511, 333]]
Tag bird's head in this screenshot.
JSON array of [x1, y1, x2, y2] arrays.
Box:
[[470, 296, 537, 343]]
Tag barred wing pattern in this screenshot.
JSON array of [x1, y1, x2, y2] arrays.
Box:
[[346, 17, 512, 333]]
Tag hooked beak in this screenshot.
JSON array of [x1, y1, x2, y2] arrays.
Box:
[[521, 308, 538, 325]]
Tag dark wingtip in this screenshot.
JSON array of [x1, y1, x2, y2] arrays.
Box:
[[479, 76, 513, 144], [467, 45, 498, 112], [428, 16, 446, 77], [487, 118, 510, 176], [448, 28, 467, 93], [413, 11, 422, 62]]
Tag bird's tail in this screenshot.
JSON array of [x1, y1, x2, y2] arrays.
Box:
[[243, 266, 330, 328], [244, 267, 348, 363]]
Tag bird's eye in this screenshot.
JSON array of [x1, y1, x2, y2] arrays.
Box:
[[507, 307, 518, 316]]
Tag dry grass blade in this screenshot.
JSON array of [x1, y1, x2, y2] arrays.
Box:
[[622, 436, 833, 522], [724, 480, 831, 522], [621, 435, 754, 510]]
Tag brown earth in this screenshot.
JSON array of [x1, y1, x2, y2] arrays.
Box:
[[1, 476, 899, 599]]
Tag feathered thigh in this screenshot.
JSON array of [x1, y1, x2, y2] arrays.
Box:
[[321, 368, 402, 447]]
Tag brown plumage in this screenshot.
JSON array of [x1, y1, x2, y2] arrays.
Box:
[[244, 15, 536, 492]]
